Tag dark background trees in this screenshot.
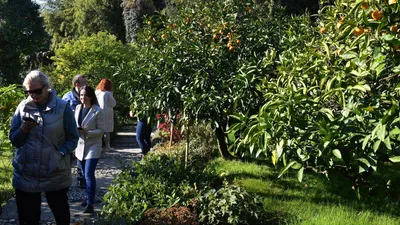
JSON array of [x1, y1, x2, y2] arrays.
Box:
[[0, 0, 48, 85]]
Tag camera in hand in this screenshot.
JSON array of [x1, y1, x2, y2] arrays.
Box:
[[23, 117, 37, 123]]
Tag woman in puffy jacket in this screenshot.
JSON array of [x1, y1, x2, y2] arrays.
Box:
[[9, 70, 79, 225]]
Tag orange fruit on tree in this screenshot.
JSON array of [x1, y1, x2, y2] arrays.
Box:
[[320, 27, 327, 34], [391, 25, 398, 32], [389, 0, 397, 5], [161, 34, 166, 39], [361, 3, 369, 10], [147, 21, 152, 25], [371, 11, 383, 21], [229, 46, 235, 52], [354, 27, 364, 36], [167, 24, 172, 29], [213, 34, 218, 41], [236, 39, 241, 44]]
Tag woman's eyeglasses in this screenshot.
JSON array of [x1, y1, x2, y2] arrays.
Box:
[[24, 85, 46, 95]]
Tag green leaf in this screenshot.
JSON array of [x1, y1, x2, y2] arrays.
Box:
[[332, 149, 342, 159], [383, 136, 392, 150], [389, 156, 400, 163], [358, 158, 370, 173], [340, 51, 357, 59], [390, 127, 400, 136], [297, 167, 304, 183], [362, 135, 371, 150], [350, 84, 371, 92], [278, 161, 296, 178], [378, 124, 386, 141], [337, 25, 353, 41], [382, 34, 395, 41], [320, 108, 334, 121], [276, 139, 284, 159], [323, 42, 330, 60], [373, 140, 381, 152]]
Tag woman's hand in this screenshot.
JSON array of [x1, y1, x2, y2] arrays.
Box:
[[20, 121, 37, 134], [78, 128, 88, 136]]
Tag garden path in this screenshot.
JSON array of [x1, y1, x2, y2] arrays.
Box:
[[0, 125, 141, 225]]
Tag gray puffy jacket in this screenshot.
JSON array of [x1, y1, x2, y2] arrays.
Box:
[[10, 90, 78, 192]]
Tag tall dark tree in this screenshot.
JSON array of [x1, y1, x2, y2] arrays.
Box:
[[41, 0, 77, 49], [0, 0, 49, 85], [123, 0, 166, 43], [73, 0, 126, 43]]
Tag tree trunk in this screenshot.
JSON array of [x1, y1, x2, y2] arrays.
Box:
[[215, 125, 231, 159]]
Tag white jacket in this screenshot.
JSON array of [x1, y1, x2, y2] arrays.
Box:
[[75, 104, 104, 160], [95, 90, 116, 132]]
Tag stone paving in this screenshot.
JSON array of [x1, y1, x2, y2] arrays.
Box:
[[0, 148, 142, 225]]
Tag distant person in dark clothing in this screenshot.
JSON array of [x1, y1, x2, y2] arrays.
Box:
[[136, 114, 152, 155]]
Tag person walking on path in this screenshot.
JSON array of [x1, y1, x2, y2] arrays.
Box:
[[136, 114, 152, 155], [63, 74, 88, 189], [9, 70, 79, 225], [95, 78, 116, 151], [75, 86, 105, 214]]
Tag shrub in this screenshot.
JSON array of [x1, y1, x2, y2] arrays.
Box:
[[188, 122, 217, 166], [102, 173, 168, 223], [142, 143, 223, 189], [0, 84, 25, 154], [155, 113, 184, 143], [197, 183, 265, 225]]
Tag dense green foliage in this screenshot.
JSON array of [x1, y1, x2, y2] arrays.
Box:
[[230, 0, 400, 195], [0, 0, 48, 85], [0, 85, 24, 208], [48, 32, 132, 95], [41, 0, 125, 48], [115, 0, 288, 158], [0, 85, 25, 153], [102, 143, 265, 224], [197, 183, 265, 225]]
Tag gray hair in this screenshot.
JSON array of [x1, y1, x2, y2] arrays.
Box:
[[72, 74, 86, 86], [23, 70, 51, 88]]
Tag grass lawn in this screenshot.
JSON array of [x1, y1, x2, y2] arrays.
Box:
[[211, 158, 400, 225]]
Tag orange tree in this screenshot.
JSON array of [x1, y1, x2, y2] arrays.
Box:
[[230, 0, 400, 195], [116, 0, 288, 158]]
